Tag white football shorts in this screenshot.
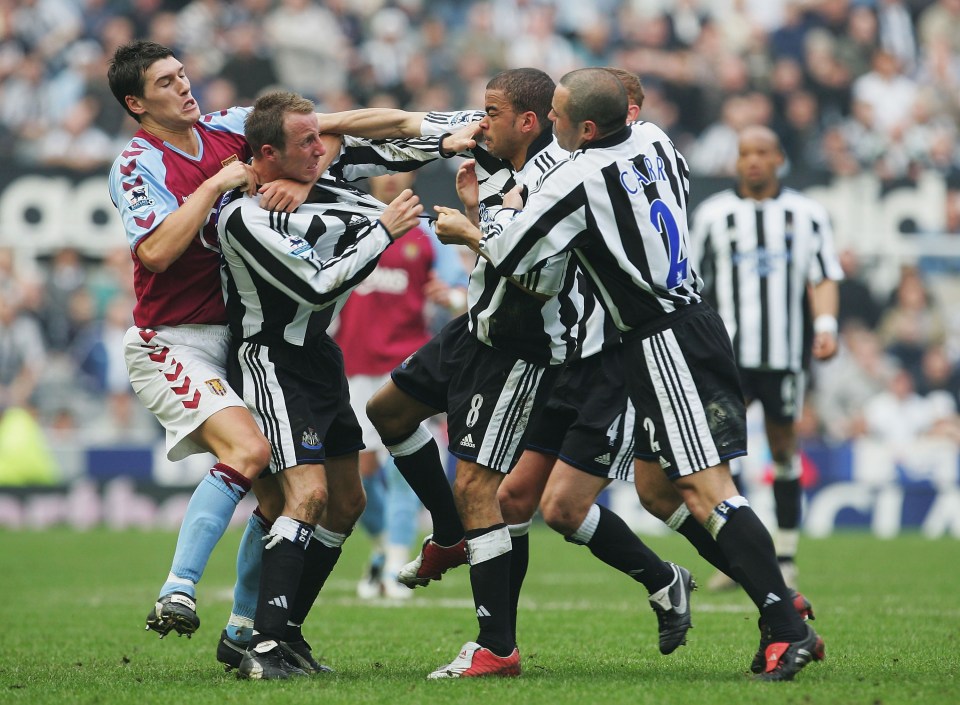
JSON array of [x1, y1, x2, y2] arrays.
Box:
[[123, 324, 245, 461]]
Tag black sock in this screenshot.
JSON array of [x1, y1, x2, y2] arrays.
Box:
[[676, 514, 735, 579], [466, 524, 513, 657], [389, 436, 464, 546], [578, 505, 674, 594], [713, 507, 804, 641], [773, 478, 802, 530], [284, 540, 342, 641], [508, 532, 529, 643], [252, 520, 312, 646]]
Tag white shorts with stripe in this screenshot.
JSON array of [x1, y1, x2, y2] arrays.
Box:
[[122, 324, 242, 461], [622, 305, 747, 478]]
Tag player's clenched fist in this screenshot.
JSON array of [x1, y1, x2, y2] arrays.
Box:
[[379, 188, 423, 240], [214, 160, 257, 196]]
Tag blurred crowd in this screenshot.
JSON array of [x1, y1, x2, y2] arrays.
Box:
[[1, 0, 960, 184], [0, 0, 959, 474]]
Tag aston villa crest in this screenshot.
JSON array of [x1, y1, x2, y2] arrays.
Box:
[[205, 378, 228, 396]]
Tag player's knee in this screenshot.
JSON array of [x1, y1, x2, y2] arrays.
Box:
[[366, 394, 402, 437], [539, 496, 584, 536], [342, 485, 367, 525], [636, 488, 677, 522], [292, 485, 329, 525], [498, 484, 537, 525], [253, 480, 284, 522], [232, 435, 272, 478]]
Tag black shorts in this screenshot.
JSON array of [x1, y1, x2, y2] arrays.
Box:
[[526, 346, 635, 481], [622, 305, 747, 478], [391, 315, 559, 474], [738, 368, 805, 424], [229, 335, 364, 472]]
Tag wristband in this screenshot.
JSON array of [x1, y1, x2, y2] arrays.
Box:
[[438, 133, 456, 159], [378, 221, 395, 242], [813, 315, 838, 336]]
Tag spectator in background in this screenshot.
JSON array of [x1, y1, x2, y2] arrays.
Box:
[[0, 294, 47, 414], [918, 0, 960, 55], [360, 7, 419, 100], [815, 323, 898, 443], [877, 265, 947, 379], [35, 96, 115, 171], [218, 21, 279, 105], [917, 344, 960, 411], [835, 4, 880, 80], [39, 248, 87, 350], [688, 94, 755, 176], [876, 0, 917, 74], [0, 52, 52, 162], [804, 29, 853, 124], [779, 90, 826, 174], [851, 48, 918, 142], [836, 248, 883, 331], [864, 366, 960, 443], [264, 0, 349, 98], [11, 0, 83, 67]]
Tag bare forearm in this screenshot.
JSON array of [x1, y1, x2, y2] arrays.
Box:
[[136, 180, 222, 272], [317, 109, 428, 138], [810, 280, 840, 359], [137, 159, 253, 272], [811, 280, 839, 319]]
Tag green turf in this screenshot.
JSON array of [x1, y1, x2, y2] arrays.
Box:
[[0, 527, 956, 704]]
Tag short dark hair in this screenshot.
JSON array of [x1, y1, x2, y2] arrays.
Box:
[[486, 68, 556, 129], [245, 91, 316, 154], [559, 68, 628, 138], [107, 40, 175, 122], [602, 67, 644, 111]]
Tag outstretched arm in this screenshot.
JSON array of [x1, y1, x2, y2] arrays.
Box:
[[317, 109, 429, 139]]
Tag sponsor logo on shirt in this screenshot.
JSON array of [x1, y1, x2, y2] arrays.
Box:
[[449, 111, 476, 125], [221, 154, 238, 167], [123, 185, 155, 211], [285, 235, 312, 257]]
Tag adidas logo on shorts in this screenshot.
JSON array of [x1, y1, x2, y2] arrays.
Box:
[[594, 452, 612, 465], [460, 434, 476, 449]]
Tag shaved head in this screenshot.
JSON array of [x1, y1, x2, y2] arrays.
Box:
[[738, 125, 781, 153]]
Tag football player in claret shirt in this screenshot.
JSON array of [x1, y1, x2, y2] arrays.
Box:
[[107, 40, 320, 644]]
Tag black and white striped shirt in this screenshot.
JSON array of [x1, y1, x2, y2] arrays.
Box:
[[217, 135, 442, 347], [479, 121, 700, 338], [690, 187, 843, 371], [422, 111, 581, 366]]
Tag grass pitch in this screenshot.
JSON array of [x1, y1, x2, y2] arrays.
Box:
[[0, 526, 956, 705]]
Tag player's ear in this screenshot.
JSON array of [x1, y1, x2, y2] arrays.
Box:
[[582, 120, 599, 143], [260, 144, 278, 160], [125, 95, 146, 117], [520, 110, 539, 133]]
